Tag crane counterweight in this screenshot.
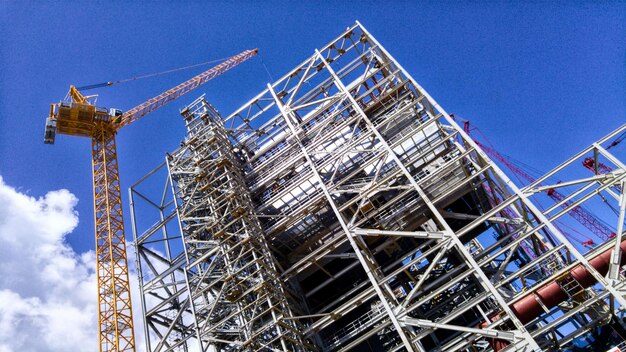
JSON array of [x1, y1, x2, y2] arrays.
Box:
[[45, 99, 122, 142], [43, 117, 56, 144]]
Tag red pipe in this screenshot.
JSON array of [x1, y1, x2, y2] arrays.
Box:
[[486, 240, 626, 350]]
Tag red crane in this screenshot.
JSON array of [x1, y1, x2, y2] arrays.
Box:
[[455, 118, 615, 244], [476, 141, 614, 243], [581, 131, 623, 191], [583, 158, 614, 175]]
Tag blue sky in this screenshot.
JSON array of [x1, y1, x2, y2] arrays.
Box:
[[1, 1, 625, 256]]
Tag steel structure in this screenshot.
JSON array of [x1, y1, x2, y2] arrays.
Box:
[[130, 22, 626, 352]]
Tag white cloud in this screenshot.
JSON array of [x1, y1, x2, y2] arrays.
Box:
[[0, 177, 144, 352]]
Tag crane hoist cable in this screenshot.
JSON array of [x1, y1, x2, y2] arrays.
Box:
[[258, 53, 275, 82], [76, 55, 234, 91]]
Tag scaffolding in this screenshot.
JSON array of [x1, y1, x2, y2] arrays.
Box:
[[130, 22, 626, 352]]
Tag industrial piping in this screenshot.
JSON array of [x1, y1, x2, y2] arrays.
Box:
[[485, 239, 626, 351]]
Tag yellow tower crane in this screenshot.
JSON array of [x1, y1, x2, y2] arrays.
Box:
[[43, 49, 258, 352]]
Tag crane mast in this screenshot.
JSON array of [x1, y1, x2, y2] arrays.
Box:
[[44, 49, 258, 352], [92, 124, 134, 351]]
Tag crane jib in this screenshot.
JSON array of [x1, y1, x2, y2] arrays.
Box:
[[116, 49, 258, 129]]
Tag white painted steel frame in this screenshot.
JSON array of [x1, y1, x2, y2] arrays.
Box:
[[130, 21, 626, 352]]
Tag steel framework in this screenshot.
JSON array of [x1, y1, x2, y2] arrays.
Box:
[[130, 22, 626, 351]]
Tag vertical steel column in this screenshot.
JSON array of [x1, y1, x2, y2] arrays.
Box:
[[165, 156, 204, 352], [128, 187, 150, 352]]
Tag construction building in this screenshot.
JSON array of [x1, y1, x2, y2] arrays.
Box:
[[129, 22, 626, 351]]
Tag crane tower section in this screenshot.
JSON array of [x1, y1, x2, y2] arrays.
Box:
[[130, 23, 626, 351]]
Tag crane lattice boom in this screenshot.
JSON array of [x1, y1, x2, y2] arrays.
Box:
[[117, 49, 258, 129]]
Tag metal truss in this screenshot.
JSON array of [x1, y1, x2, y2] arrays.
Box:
[[93, 125, 136, 352], [131, 97, 308, 352], [131, 22, 626, 352], [130, 160, 193, 352]]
